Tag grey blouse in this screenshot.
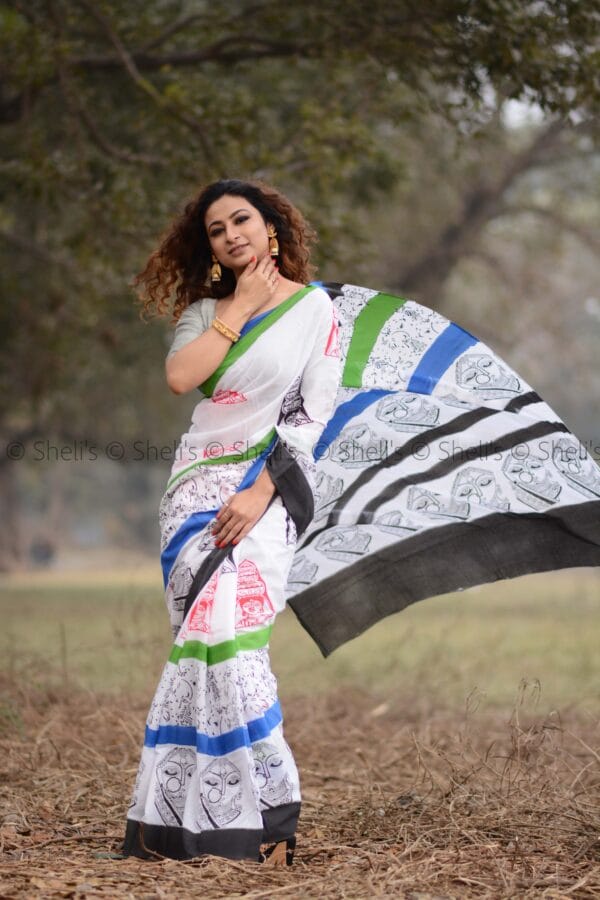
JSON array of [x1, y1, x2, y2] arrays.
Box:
[[166, 299, 217, 358]]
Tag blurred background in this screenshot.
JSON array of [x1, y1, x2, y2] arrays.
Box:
[[0, 0, 599, 698], [1, 6, 599, 894]]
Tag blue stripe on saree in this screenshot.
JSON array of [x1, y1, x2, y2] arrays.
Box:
[[160, 441, 276, 587], [406, 323, 478, 395], [144, 699, 283, 755], [239, 308, 274, 336]]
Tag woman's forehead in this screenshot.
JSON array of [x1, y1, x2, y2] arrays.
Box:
[[205, 194, 256, 225]]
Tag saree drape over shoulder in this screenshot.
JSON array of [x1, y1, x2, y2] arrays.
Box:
[[124, 281, 600, 861]]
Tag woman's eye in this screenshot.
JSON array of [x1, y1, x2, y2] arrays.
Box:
[[235, 216, 249, 224]]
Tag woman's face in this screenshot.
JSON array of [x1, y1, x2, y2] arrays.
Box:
[[205, 194, 270, 275]]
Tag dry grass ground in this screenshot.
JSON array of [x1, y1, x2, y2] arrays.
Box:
[[1, 681, 599, 898], [1, 569, 599, 898]]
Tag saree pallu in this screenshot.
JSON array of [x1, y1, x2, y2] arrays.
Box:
[[124, 286, 342, 860], [287, 283, 600, 655]]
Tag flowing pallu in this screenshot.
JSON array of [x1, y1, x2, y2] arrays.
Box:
[[287, 283, 600, 655], [125, 281, 600, 861]]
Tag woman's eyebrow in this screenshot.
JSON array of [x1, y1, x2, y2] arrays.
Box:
[[207, 208, 250, 229]]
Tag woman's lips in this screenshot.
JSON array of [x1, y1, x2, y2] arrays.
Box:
[[229, 244, 249, 257]]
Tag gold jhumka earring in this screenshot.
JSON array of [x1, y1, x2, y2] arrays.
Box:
[[267, 223, 279, 258], [211, 253, 222, 282]]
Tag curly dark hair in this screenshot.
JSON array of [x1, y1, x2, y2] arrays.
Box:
[[134, 179, 317, 322]]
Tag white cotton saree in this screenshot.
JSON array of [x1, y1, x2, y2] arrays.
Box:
[[124, 280, 600, 861], [123, 285, 342, 860]]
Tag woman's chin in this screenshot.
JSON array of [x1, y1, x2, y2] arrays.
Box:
[[229, 248, 253, 265]]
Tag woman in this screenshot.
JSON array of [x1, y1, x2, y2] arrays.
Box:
[[124, 177, 600, 865], [123, 179, 342, 864]]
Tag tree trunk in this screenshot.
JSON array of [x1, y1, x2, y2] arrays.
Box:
[[0, 460, 24, 572], [391, 121, 565, 307]]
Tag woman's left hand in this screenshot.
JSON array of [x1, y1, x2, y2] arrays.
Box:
[[212, 485, 273, 547]]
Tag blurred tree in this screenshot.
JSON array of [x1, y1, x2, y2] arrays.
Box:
[[361, 108, 600, 439], [1, 0, 598, 568]]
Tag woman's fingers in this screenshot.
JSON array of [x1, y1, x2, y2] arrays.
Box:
[[212, 502, 248, 545], [240, 255, 279, 297], [215, 517, 247, 547], [213, 509, 260, 546], [231, 524, 253, 545]]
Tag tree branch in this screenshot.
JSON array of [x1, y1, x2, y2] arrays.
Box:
[[506, 205, 600, 254], [136, 5, 268, 53], [73, 37, 306, 71], [392, 119, 567, 302], [75, 100, 166, 167], [77, 0, 216, 165]]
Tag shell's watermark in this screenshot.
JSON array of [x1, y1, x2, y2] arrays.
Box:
[[2, 435, 599, 465]]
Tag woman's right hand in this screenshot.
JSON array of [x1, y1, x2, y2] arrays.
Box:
[[231, 254, 280, 317]]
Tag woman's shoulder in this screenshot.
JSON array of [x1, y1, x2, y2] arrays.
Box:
[[304, 284, 334, 316], [176, 298, 217, 326]]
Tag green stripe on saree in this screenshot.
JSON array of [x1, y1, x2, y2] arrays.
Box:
[[200, 285, 315, 397], [168, 625, 272, 666], [166, 428, 276, 490], [342, 292, 407, 387]]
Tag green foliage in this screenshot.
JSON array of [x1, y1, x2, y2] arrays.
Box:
[[1, 0, 598, 447]]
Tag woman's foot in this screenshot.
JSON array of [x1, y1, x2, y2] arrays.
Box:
[[258, 836, 296, 866]]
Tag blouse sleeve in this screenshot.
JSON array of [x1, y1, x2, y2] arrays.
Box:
[[272, 291, 342, 501], [166, 302, 212, 359]]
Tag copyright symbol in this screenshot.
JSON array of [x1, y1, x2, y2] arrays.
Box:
[[413, 441, 429, 461], [205, 442, 224, 459], [511, 443, 528, 460], [106, 441, 125, 461], [313, 441, 329, 460], [6, 441, 25, 460]]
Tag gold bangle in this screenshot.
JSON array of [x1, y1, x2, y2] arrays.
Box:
[[211, 317, 241, 343]]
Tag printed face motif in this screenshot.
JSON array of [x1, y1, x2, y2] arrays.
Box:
[[374, 509, 419, 536], [199, 758, 243, 827], [552, 437, 600, 499], [235, 559, 275, 629], [456, 354, 520, 398], [253, 741, 293, 807], [155, 747, 196, 826], [129, 758, 146, 811], [407, 486, 469, 520], [278, 376, 313, 427], [452, 467, 510, 511], [315, 526, 371, 561], [376, 394, 439, 432], [502, 453, 561, 510], [212, 389, 247, 404], [331, 424, 386, 468], [285, 555, 318, 592], [314, 472, 344, 520], [181, 571, 219, 638]]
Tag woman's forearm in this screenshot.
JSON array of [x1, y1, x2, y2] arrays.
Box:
[[251, 465, 276, 499], [165, 306, 251, 395]]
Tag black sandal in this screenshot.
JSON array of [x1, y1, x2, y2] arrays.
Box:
[[258, 835, 296, 866]]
